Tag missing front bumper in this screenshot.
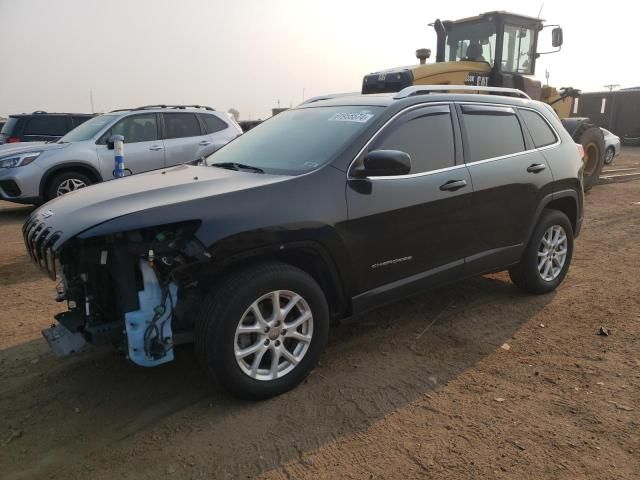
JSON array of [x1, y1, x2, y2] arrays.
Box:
[[42, 323, 87, 358]]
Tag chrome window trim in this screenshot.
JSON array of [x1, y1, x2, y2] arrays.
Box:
[[371, 163, 468, 181], [346, 101, 561, 181]]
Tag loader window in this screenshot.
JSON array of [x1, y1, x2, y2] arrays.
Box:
[[502, 25, 534, 74], [446, 21, 496, 65]]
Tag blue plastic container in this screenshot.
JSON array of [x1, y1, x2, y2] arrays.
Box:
[[125, 260, 177, 367]]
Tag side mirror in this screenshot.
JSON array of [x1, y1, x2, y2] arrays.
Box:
[[552, 27, 563, 48], [355, 150, 411, 177], [107, 134, 124, 150]]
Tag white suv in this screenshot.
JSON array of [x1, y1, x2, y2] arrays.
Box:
[[0, 105, 242, 204]]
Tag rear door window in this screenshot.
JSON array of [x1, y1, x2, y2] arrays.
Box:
[[519, 109, 557, 148], [199, 114, 228, 134], [23, 116, 69, 136], [370, 105, 456, 174], [461, 105, 525, 162], [163, 113, 202, 139], [71, 116, 92, 128]]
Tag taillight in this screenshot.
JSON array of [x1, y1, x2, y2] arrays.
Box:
[[576, 143, 585, 159], [8, 137, 20, 143]]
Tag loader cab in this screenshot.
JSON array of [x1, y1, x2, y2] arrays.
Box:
[[434, 11, 561, 97]]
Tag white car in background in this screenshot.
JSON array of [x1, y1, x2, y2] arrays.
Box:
[[601, 128, 621, 165], [0, 105, 242, 204]]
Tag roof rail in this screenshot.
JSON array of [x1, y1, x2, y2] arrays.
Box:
[[109, 104, 215, 113], [394, 85, 531, 100], [299, 92, 360, 105]]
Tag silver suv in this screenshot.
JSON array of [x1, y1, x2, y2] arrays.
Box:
[[0, 105, 242, 204]]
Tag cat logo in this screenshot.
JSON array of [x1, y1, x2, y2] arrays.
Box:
[[464, 72, 489, 87]]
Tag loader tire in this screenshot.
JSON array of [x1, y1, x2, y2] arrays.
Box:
[[575, 125, 605, 192]]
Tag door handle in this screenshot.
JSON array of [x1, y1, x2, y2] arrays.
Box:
[[439, 179, 467, 191], [149, 145, 164, 151], [199, 140, 211, 146], [527, 163, 546, 173]]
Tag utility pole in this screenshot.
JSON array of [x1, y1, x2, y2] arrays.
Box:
[[545, 70, 550, 87], [603, 84, 620, 92], [89, 90, 95, 113]]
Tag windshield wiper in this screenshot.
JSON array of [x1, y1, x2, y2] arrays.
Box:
[[211, 162, 264, 174]]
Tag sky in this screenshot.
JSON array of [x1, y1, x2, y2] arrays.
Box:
[[0, 0, 636, 119]]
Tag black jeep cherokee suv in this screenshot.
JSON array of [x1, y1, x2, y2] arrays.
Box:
[[24, 87, 583, 399]]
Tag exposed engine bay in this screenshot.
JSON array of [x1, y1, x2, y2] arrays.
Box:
[[46, 222, 210, 366]]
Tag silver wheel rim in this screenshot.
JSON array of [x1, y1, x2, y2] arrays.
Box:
[[605, 149, 614, 163], [537, 225, 568, 282], [234, 290, 313, 381], [56, 178, 87, 196]]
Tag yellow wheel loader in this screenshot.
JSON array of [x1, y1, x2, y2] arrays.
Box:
[[362, 11, 604, 190]]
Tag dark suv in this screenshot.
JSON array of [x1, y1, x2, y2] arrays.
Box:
[[0, 111, 94, 144], [24, 86, 583, 399]]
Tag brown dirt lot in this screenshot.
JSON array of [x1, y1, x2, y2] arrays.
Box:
[[1, 149, 639, 480]]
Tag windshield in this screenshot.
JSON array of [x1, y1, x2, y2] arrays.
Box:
[[59, 114, 117, 143], [205, 106, 383, 175], [446, 21, 496, 65]]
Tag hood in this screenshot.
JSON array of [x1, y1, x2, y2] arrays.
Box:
[[27, 164, 289, 249], [0, 141, 69, 157]]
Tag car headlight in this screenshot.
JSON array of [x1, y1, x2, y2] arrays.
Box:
[[0, 151, 42, 168]]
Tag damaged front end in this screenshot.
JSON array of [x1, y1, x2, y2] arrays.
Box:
[[25, 218, 209, 366]]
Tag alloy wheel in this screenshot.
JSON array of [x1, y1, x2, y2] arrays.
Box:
[[537, 225, 568, 281], [56, 178, 87, 196], [234, 290, 313, 381]]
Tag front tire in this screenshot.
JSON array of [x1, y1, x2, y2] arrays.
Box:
[[509, 209, 574, 294], [45, 171, 93, 201], [604, 147, 615, 165], [195, 262, 329, 399]]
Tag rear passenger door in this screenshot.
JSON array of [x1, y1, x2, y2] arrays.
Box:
[[459, 104, 554, 274], [344, 104, 473, 297], [161, 113, 209, 166]]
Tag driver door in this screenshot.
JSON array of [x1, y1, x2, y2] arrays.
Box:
[[96, 113, 165, 179], [341, 104, 474, 304]]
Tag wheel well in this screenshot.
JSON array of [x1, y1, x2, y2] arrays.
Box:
[[41, 164, 101, 197], [204, 247, 349, 321], [546, 197, 577, 233]]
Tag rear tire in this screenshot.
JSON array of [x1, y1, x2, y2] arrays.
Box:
[[575, 125, 605, 191], [509, 209, 574, 294], [45, 171, 93, 201], [194, 261, 329, 399]]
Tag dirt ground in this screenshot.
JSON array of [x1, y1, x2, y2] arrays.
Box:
[[1, 149, 639, 480]]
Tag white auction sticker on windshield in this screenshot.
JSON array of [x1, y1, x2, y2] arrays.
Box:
[[329, 111, 374, 123]]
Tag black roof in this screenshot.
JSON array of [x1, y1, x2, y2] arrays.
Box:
[[9, 111, 95, 118]]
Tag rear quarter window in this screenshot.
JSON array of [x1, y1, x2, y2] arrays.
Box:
[[199, 114, 228, 134], [72, 116, 92, 128], [23, 116, 69, 136], [519, 109, 557, 148], [461, 105, 525, 162]]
